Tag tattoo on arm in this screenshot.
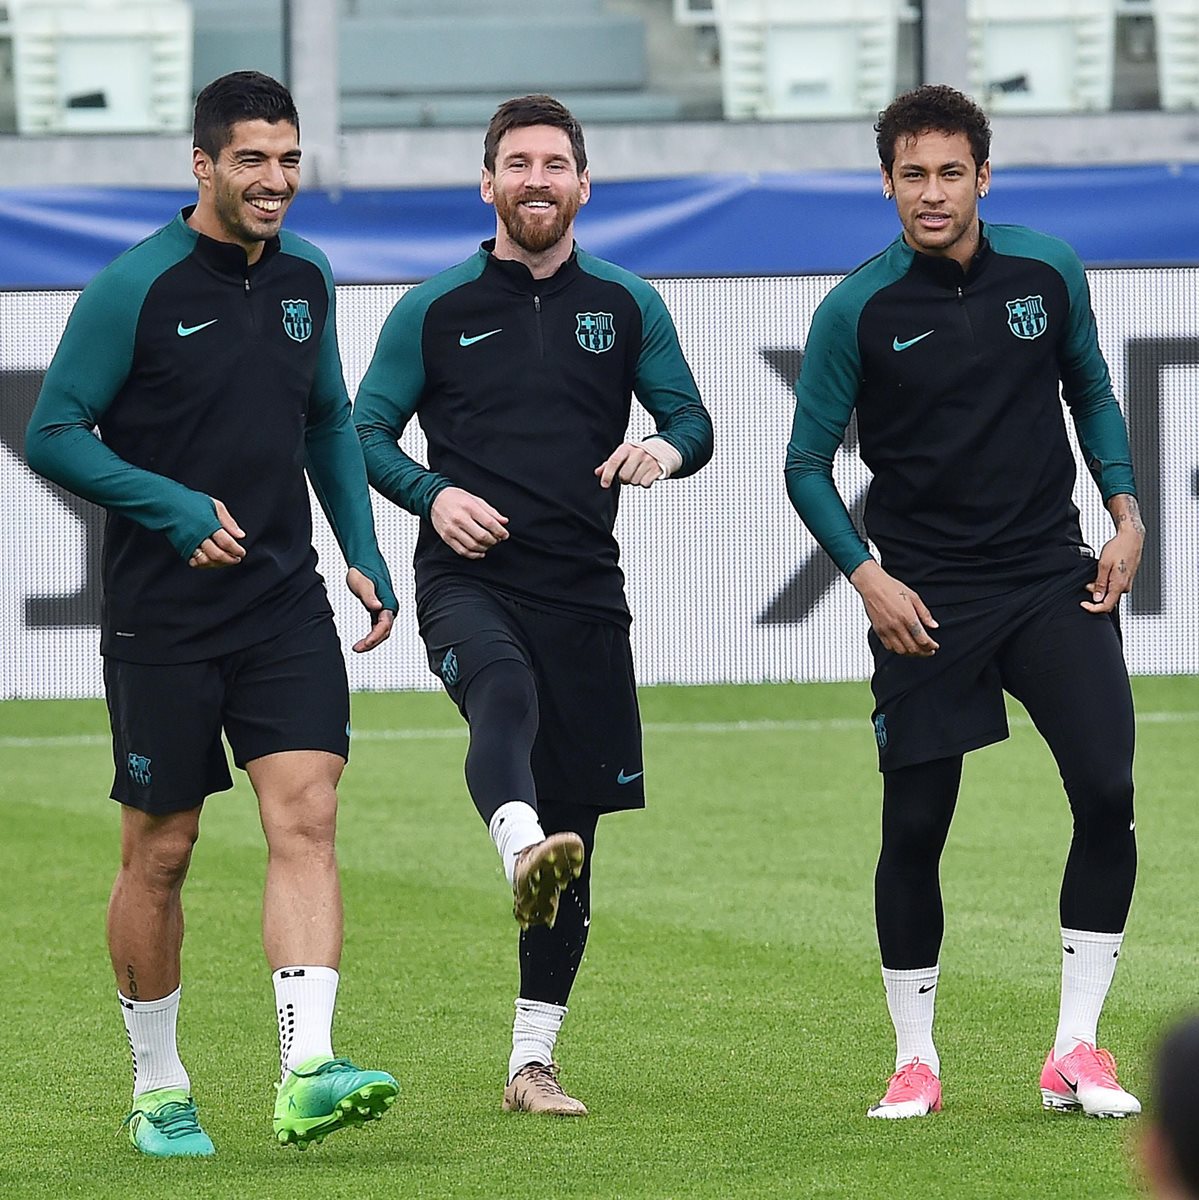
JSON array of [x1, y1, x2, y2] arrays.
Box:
[[1115, 496, 1146, 535]]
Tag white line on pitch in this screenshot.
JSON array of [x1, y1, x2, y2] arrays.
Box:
[[3, 709, 1198, 750]]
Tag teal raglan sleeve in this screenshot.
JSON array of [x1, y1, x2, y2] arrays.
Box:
[[629, 284, 713, 478], [784, 292, 873, 578], [1054, 248, 1137, 501], [354, 292, 455, 519], [303, 279, 399, 613], [25, 267, 221, 559]]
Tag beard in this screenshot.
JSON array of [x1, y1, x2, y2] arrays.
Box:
[[495, 187, 581, 254], [212, 178, 288, 246]]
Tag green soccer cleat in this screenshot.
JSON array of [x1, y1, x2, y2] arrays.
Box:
[[122, 1088, 215, 1158], [273, 1056, 399, 1148]]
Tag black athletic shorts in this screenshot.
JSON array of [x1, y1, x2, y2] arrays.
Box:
[[868, 561, 1123, 772], [419, 579, 645, 812], [103, 613, 350, 814]]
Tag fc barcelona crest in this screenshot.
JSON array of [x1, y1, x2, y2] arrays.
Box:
[[281, 298, 313, 343], [1005, 295, 1047, 341], [575, 312, 615, 354]]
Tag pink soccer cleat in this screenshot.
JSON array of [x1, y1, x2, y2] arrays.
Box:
[[867, 1059, 943, 1119], [1040, 1042, 1141, 1118]]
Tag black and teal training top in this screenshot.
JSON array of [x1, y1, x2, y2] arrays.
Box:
[[26, 208, 396, 664], [785, 223, 1136, 600], [354, 242, 713, 627]]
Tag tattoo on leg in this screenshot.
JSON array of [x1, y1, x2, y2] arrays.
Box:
[[126, 964, 139, 1001]]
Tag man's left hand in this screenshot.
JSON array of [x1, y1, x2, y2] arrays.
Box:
[[1083, 530, 1144, 613], [346, 567, 395, 652], [595, 442, 664, 489]]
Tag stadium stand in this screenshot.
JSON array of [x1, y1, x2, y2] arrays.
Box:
[[189, 0, 683, 127], [714, 0, 914, 119], [9, 0, 191, 133]]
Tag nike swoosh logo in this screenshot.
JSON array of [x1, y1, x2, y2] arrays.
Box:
[[616, 769, 644, 785], [917, 983, 936, 994], [459, 329, 502, 346], [177, 319, 219, 337], [892, 330, 934, 352], [1056, 1069, 1079, 1094]]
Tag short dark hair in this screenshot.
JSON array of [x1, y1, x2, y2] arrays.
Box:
[[483, 94, 587, 174], [1155, 1016, 1199, 1195], [193, 71, 299, 159], [876, 85, 991, 176]]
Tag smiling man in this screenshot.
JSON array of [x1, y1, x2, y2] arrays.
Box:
[[26, 71, 399, 1155], [355, 94, 712, 1116], [785, 85, 1144, 1120]]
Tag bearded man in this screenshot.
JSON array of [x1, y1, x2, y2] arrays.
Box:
[[354, 93, 712, 1116]]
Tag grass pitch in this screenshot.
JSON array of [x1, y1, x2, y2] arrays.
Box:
[[2, 677, 1195, 1199]]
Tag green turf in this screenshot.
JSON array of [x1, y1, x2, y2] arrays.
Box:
[[2, 678, 1194, 1198]]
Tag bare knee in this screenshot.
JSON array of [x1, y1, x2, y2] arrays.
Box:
[[119, 808, 200, 894], [249, 750, 342, 862], [263, 780, 339, 864]]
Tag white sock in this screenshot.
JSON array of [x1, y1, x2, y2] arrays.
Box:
[[119, 986, 191, 1099], [882, 965, 941, 1075], [490, 801, 545, 886], [1054, 928, 1123, 1059], [273, 965, 338, 1080], [509, 998, 566, 1082]]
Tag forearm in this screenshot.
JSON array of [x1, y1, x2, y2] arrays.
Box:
[[642, 401, 714, 479], [1106, 492, 1145, 535], [305, 416, 398, 611], [356, 423, 454, 519], [26, 420, 217, 558], [1072, 397, 1136, 502], [784, 448, 871, 578]]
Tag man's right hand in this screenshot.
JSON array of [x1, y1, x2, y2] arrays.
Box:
[[850, 559, 940, 656], [189, 498, 246, 568], [430, 486, 509, 559]]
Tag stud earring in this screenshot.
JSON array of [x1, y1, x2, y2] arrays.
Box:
[[979, 188, 988, 198]]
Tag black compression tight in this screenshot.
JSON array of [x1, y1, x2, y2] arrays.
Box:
[[461, 658, 539, 825], [518, 804, 600, 1007], [876, 605, 1137, 969], [875, 756, 962, 970]]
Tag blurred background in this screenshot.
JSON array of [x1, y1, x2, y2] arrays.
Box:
[[1, 0, 1196, 701]]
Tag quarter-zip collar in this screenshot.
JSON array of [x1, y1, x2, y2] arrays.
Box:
[[176, 205, 281, 281], [896, 223, 992, 288], [479, 239, 581, 296]]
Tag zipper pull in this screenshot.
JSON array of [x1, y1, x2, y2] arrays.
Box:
[[534, 295, 541, 312], [244, 276, 251, 294]]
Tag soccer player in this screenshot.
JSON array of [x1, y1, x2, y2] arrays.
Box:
[[26, 71, 400, 1156], [355, 94, 712, 1115], [785, 85, 1144, 1119]]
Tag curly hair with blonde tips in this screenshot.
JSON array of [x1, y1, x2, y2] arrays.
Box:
[[876, 85, 991, 175]]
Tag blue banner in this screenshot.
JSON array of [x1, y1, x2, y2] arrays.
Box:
[[1, 164, 1195, 288]]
